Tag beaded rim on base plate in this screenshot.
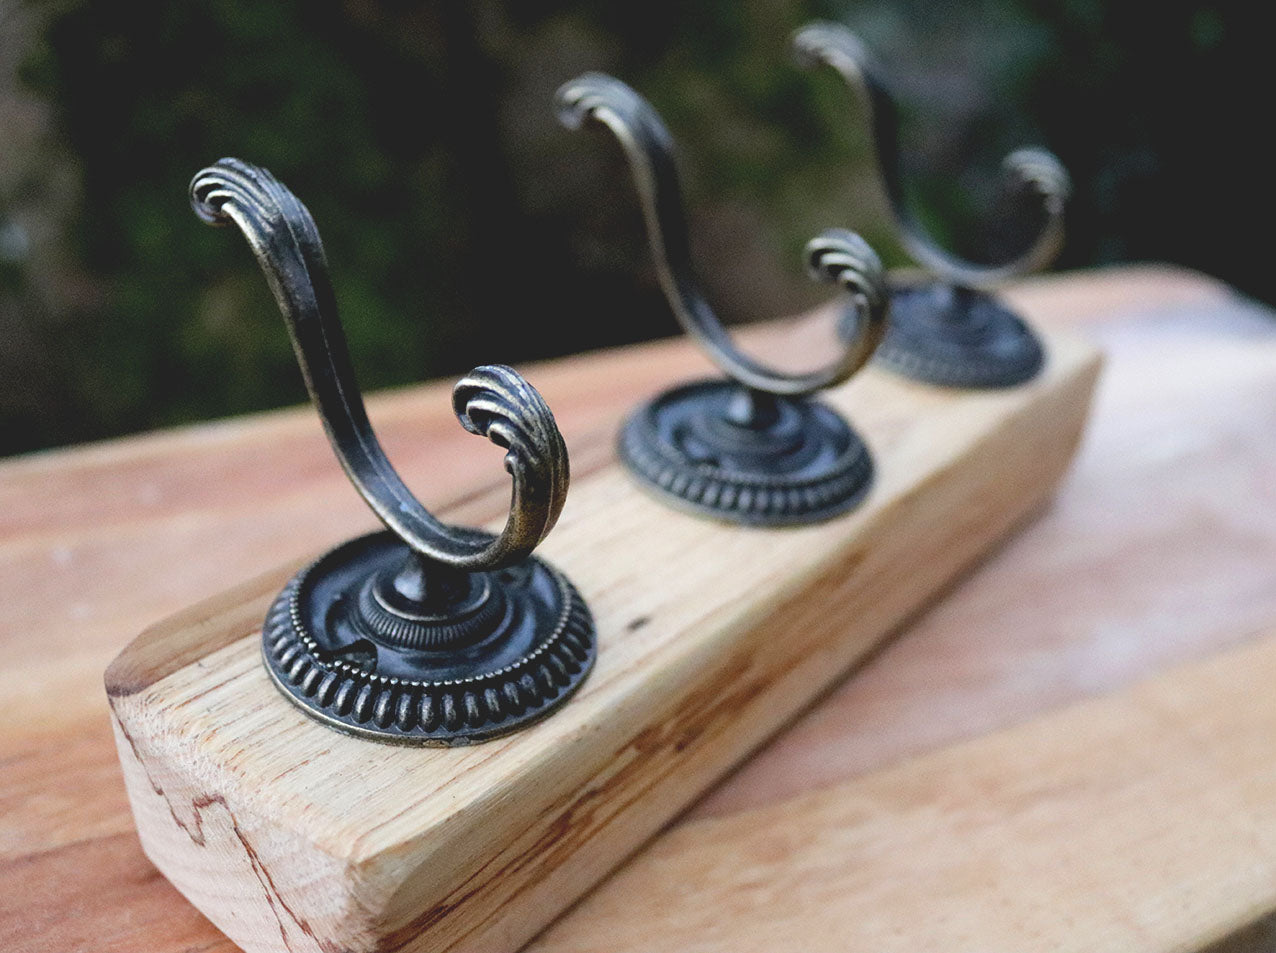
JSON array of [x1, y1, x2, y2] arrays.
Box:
[[843, 283, 1046, 389], [262, 533, 596, 746], [618, 381, 874, 527]]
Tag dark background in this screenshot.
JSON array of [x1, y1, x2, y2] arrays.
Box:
[[0, 0, 1267, 457]]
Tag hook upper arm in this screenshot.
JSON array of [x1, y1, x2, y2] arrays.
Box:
[[793, 21, 1071, 288], [556, 73, 888, 399], [190, 158, 567, 571]]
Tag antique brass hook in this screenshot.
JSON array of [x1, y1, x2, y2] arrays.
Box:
[[191, 158, 595, 744], [556, 73, 889, 526], [794, 21, 1072, 388]]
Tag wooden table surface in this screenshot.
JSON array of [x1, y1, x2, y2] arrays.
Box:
[[3, 265, 1275, 952]]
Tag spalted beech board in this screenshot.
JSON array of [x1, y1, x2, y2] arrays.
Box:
[[105, 329, 1099, 953]]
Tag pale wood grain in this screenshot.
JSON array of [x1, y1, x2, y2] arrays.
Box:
[[106, 329, 1099, 953], [0, 265, 1214, 749], [1001, 261, 1230, 326], [531, 628, 1276, 953]]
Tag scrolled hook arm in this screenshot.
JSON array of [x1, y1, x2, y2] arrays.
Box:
[[805, 227, 888, 365], [556, 72, 887, 400], [793, 21, 1071, 288], [190, 158, 567, 572]]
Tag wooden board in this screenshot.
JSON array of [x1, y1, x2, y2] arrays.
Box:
[[105, 327, 1099, 953], [4, 266, 1274, 953], [0, 266, 1220, 753]]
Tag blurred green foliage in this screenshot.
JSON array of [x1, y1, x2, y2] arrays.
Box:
[[0, 0, 1270, 456]]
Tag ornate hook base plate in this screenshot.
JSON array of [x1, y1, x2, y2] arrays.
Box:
[[263, 532, 596, 746], [619, 381, 873, 526], [847, 283, 1044, 388]]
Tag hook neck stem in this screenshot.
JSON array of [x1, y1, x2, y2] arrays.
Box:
[[726, 388, 784, 429]]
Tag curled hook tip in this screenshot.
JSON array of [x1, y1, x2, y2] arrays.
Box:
[[792, 21, 871, 77], [189, 157, 251, 225], [553, 81, 591, 129], [555, 73, 675, 151], [190, 158, 297, 229], [555, 72, 636, 129], [803, 227, 889, 376], [1004, 148, 1073, 204], [452, 364, 569, 548], [806, 228, 885, 291]]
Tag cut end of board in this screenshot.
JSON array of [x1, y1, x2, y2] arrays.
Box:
[[107, 327, 1102, 953]]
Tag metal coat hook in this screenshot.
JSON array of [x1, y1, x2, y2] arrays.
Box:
[[794, 21, 1072, 388], [557, 73, 889, 526], [191, 158, 595, 744]]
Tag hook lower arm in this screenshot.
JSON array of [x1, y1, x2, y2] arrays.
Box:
[[793, 21, 1071, 288], [190, 158, 567, 572], [556, 73, 887, 399]]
